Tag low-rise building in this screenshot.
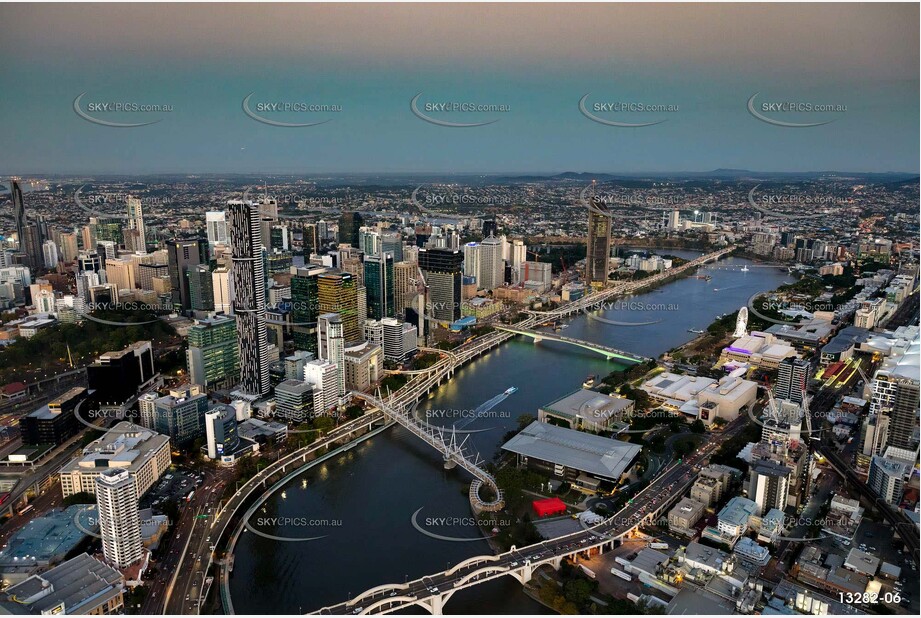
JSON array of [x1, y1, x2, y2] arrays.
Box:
[[538, 389, 634, 432], [0, 553, 124, 615], [667, 497, 706, 536]]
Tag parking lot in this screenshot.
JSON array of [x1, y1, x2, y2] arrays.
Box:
[[140, 467, 204, 510]]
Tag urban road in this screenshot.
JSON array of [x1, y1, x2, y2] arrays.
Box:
[[315, 416, 753, 615], [164, 246, 734, 614]]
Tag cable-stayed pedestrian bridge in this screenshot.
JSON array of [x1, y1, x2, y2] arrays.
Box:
[[493, 325, 650, 363]]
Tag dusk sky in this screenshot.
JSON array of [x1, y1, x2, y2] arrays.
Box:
[[1, 2, 917, 175]]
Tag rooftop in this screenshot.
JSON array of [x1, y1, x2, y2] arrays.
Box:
[[501, 421, 641, 480], [1, 553, 122, 614]]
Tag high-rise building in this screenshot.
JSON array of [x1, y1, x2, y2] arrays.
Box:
[[747, 460, 791, 515], [318, 312, 346, 397], [41, 240, 58, 269], [482, 217, 498, 239], [585, 198, 612, 289], [10, 180, 26, 258], [205, 405, 240, 459], [338, 211, 364, 247], [187, 315, 240, 390], [274, 379, 314, 422], [363, 254, 395, 320], [166, 238, 208, 312], [205, 211, 229, 246], [418, 248, 462, 322], [95, 468, 143, 568], [381, 232, 403, 262], [150, 384, 209, 446], [228, 200, 270, 397], [393, 261, 418, 316], [364, 317, 418, 362], [868, 455, 907, 506], [59, 232, 79, 263], [211, 266, 233, 314], [188, 263, 214, 312], [774, 357, 810, 403], [317, 271, 360, 342], [303, 360, 338, 414], [105, 257, 135, 293], [125, 197, 146, 252], [86, 341, 158, 408], [291, 265, 324, 353], [510, 239, 527, 284], [137, 262, 169, 292], [869, 340, 920, 452]]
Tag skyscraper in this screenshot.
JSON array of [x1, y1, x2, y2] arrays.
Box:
[[318, 312, 346, 397], [125, 197, 146, 252], [585, 197, 612, 289], [317, 271, 360, 342], [338, 211, 364, 247], [774, 357, 810, 403], [363, 253, 395, 320], [95, 468, 143, 568], [211, 266, 233, 314], [187, 315, 240, 390], [205, 211, 229, 246], [228, 200, 270, 397], [419, 248, 463, 322], [10, 180, 26, 254], [188, 263, 214, 312], [165, 237, 208, 312], [291, 265, 324, 353]]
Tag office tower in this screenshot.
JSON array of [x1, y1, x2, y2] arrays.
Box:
[[165, 237, 208, 312], [317, 220, 329, 243], [318, 313, 346, 397], [137, 262, 169, 292], [205, 405, 239, 459], [303, 360, 338, 414], [747, 460, 791, 515], [125, 197, 146, 252], [381, 232, 403, 262], [301, 223, 319, 256], [510, 239, 526, 284], [585, 197, 612, 289], [212, 266, 233, 314], [482, 217, 498, 239], [291, 265, 323, 352], [259, 196, 278, 220], [393, 261, 418, 315], [42, 240, 58, 269], [10, 180, 26, 255], [270, 225, 290, 252], [59, 232, 79, 263], [667, 209, 681, 230], [338, 211, 363, 247], [86, 341, 157, 407], [774, 357, 810, 403], [418, 248, 463, 322], [343, 342, 383, 391], [95, 469, 143, 568], [187, 315, 240, 390], [92, 217, 123, 246], [284, 350, 315, 380], [19, 387, 86, 446], [364, 317, 419, 362], [228, 200, 270, 397], [869, 344, 920, 451], [363, 254, 395, 320], [887, 379, 919, 451], [78, 252, 103, 274], [274, 379, 314, 422], [477, 236, 504, 290], [205, 211, 229, 246], [359, 227, 381, 256], [463, 242, 481, 283], [188, 263, 214, 311], [317, 271, 360, 342], [105, 257, 135, 292], [150, 384, 209, 446]]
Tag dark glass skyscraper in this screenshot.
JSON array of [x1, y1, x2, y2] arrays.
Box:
[[338, 211, 364, 247], [228, 200, 270, 397], [166, 237, 208, 312], [291, 265, 323, 353], [364, 254, 395, 320], [418, 248, 463, 322], [585, 197, 612, 289]]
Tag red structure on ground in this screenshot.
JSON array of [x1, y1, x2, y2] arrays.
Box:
[[532, 497, 567, 517]]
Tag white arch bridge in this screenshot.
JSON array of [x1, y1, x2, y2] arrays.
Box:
[[493, 325, 650, 363]]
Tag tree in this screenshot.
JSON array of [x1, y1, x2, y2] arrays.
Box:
[[690, 419, 706, 433]]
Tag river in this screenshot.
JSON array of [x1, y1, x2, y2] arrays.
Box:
[[228, 251, 790, 614]]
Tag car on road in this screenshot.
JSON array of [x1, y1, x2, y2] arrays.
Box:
[[351, 607, 363, 614]]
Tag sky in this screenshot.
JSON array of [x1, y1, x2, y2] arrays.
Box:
[[0, 2, 918, 175]]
